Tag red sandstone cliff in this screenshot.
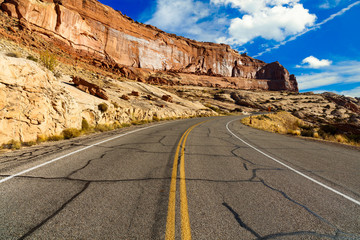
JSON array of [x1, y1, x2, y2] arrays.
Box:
[[1, 0, 298, 92]]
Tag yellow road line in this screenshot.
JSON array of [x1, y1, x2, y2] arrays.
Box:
[[165, 121, 205, 240], [165, 128, 190, 240], [180, 127, 194, 240]]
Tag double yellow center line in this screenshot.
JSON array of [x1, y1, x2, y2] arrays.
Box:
[[165, 121, 206, 240]]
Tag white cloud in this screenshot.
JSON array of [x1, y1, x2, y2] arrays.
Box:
[[296, 56, 332, 69], [211, 0, 316, 45], [146, 0, 223, 42], [297, 61, 360, 90], [147, 0, 316, 45], [255, 1, 360, 57]]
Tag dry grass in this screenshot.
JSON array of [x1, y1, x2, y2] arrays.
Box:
[[241, 111, 304, 134], [40, 50, 58, 71], [242, 111, 359, 147], [1, 113, 211, 151]]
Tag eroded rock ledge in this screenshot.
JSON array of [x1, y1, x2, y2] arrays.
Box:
[[1, 0, 298, 92]]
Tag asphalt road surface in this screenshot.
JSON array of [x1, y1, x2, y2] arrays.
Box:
[[1, 116, 359, 239]]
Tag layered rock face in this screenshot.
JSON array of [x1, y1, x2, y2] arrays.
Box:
[[1, 0, 298, 92]]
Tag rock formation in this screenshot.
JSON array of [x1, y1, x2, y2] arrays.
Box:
[[1, 0, 298, 92], [72, 76, 109, 100], [0, 51, 212, 145]]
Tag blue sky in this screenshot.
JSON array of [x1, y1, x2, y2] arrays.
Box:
[[99, 0, 360, 97]]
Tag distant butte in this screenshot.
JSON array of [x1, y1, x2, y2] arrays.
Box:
[[1, 0, 298, 92]]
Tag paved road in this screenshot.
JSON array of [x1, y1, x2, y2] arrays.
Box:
[[1, 116, 359, 239]]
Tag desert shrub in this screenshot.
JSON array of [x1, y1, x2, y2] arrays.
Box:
[[7, 140, 22, 150], [48, 135, 64, 141], [95, 124, 114, 132], [98, 103, 108, 112], [26, 55, 38, 62], [22, 141, 37, 147], [81, 118, 90, 131], [287, 129, 301, 136], [37, 134, 48, 143], [335, 134, 348, 143], [40, 50, 58, 71], [301, 129, 314, 137], [152, 116, 160, 122], [131, 119, 149, 125], [113, 121, 122, 129], [121, 123, 131, 128], [6, 52, 21, 58], [62, 128, 81, 139]]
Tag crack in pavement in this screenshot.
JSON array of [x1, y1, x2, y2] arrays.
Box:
[[203, 133, 359, 239], [18, 182, 91, 240], [222, 202, 262, 238], [222, 201, 359, 240]]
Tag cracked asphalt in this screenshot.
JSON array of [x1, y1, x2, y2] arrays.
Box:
[[0, 116, 359, 239]]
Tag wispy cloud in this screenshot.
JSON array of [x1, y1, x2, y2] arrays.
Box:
[[254, 1, 360, 57], [297, 61, 360, 90], [319, 0, 342, 9], [339, 87, 360, 97]]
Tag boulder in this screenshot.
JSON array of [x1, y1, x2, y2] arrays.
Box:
[[72, 76, 109, 100]]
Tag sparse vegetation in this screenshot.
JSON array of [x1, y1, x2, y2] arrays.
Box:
[[6, 52, 21, 58], [26, 55, 38, 62], [62, 128, 81, 139], [152, 116, 160, 122], [36, 134, 47, 143], [242, 111, 359, 146], [98, 103, 108, 112], [40, 50, 58, 71], [81, 118, 90, 131]]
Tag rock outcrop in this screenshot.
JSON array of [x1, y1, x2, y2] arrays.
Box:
[[0, 52, 81, 144], [0, 51, 212, 145], [72, 76, 109, 100], [1, 0, 298, 92]]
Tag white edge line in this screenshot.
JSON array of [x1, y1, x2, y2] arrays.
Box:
[[226, 119, 360, 206], [0, 122, 170, 184]]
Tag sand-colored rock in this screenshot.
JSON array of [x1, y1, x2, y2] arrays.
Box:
[[0, 51, 212, 145], [0, 53, 81, 143]]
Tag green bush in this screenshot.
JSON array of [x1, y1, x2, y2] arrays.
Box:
[[98, 103, 108, 113], [40, 51, 58, 71], [62, 128, 81, 139]]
